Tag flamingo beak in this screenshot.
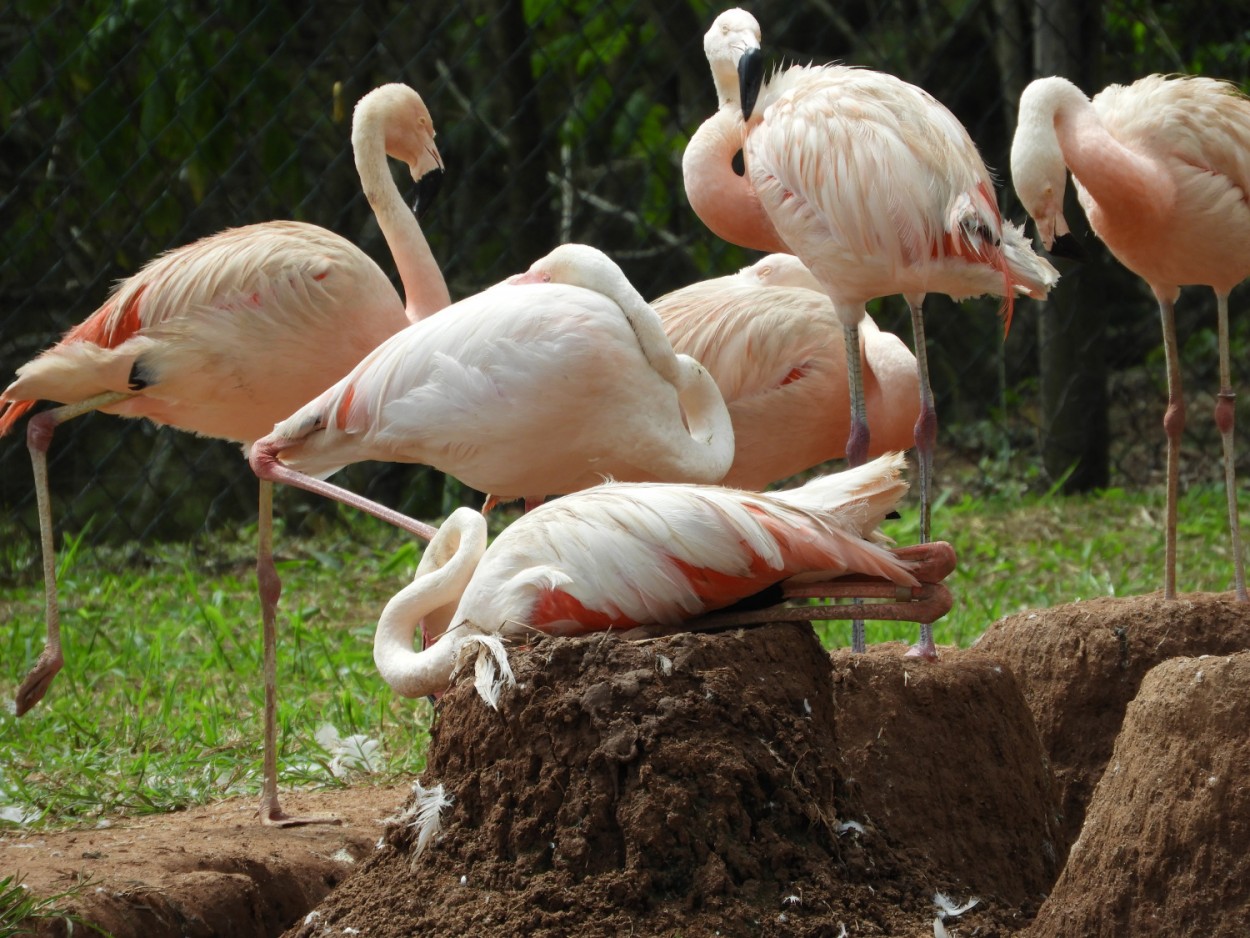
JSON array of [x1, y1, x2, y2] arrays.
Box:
[[738, 46, 764, 120], [411, 166, 444, 220]]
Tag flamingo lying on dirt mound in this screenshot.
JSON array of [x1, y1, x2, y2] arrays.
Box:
[[370, 452, 956, 704], [653, 253, 920, 491], [683, 8, 1056, 657], [249, 243, 736, 518], [0, 83, 449, 826], [1011, 74, 1250, 602]]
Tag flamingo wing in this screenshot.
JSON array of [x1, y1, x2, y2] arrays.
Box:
[[752, 68, 988, 263], [656, 275, 838, 403], [1, 222, 404, 443], [456, 457, 916, 636]]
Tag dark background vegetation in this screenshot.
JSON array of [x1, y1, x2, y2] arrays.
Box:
[[2, 0, 1249, 549]]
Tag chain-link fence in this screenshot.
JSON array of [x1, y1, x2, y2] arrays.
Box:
[[3, 0, 1250, 552]]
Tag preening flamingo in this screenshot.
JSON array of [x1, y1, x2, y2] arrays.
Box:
[[653, 252, 919, 490], [371, 452, 955, 703], [684, 8, 1057, 656], [249, 243, 735, 516], [1012, 73, 1250, 602], [0, 82, 449, 825]]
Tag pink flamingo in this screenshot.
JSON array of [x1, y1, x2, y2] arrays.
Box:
[[0, 83, 449, 825], [248, 243, 737, 515], [684, 8, 1058, 657], [369, 452, 955, 703], [1012, 74, 1250, 602], [653, 252, 919, 490]]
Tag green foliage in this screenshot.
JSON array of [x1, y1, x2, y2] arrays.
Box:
[[0, 872, 108, 937]]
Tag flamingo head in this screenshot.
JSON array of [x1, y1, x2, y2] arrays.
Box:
[[703, 9, 763, 117], [1010, 78, 1077, 253], [507, 243, 625, 292], [740, 253, 823, 292], [355, 83, 446, 219], [1011, 162, 1071, 252]]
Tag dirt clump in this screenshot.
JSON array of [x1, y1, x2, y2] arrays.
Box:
[[975, 590, 1250, 857], [1022, 650, 1250, 937], [285, 623, 1050, 938]]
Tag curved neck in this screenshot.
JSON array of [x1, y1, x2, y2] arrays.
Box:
[[1043, 79, 1170, 222], [682, 108, 789, 253], [667, 354, 736, 480], [373, 508, 486, 698], [600, 272, 685, 387], [353, 124, 451, 323]]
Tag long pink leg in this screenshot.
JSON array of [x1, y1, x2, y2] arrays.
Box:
[[249, 443, 438, 541], [254, 479, 337, 827], [905, 294, 939, 660], [1159, 295, 1185, 599], [248, 444, 437, 824], [842, 320, 871, 653], [15, 391, 133, 717], [1213, 291, 1248, 600], [843, 320, 871, 470]]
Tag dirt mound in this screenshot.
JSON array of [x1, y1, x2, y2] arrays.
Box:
[[974, 590, 1250, 856], [284, 624, 1050, 937], [8, 593, 1250, 936], [1022, 651, 1250, 937]]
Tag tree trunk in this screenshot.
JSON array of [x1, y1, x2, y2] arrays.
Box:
[[1033, 0, 1109, 491]]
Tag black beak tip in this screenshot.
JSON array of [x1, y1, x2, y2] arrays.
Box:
[[412, 166, 445, 220], [738, 47, 764, 121], [1048, 232, 1085, 262]]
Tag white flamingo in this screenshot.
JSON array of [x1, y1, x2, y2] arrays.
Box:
[[372, 453, 954, 702], [249, 243, 736, 515]]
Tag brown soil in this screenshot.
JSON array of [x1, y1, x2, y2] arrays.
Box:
[[5, 593, 1250, 937]]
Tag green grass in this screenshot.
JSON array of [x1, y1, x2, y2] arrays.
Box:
[[0, 510, 438, 829], [0, 871, 110, 937], [1, 481, 1244, 831]]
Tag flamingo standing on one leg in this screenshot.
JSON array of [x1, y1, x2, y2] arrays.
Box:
[[653, 252, 919, 490], [0, 83, 450, 825], [369, 452, 955, 703], [683, 8, 1058, 657], [248, 243, 736, 518], [1012, 73, 1250, 602]]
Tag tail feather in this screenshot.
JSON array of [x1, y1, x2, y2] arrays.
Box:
[[450, 633, 516, 709], [0, 398, 36, 438], [1002, 220, 1060, 299], [761, 453, 919, 586], [771, 452, 909, 535]]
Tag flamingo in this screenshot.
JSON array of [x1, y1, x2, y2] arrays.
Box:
[[683, 8, 1058, 657], [370, 452, 956, 703], [248, 243, 736, 518], [1011, 74, 1250, 602], [653, 252, 919, 490], [0, 82, 449, 825]]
